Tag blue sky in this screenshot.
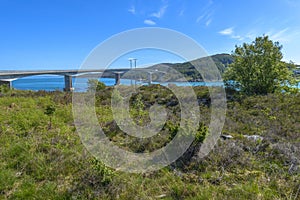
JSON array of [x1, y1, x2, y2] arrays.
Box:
[[0, 0, 300, 70]]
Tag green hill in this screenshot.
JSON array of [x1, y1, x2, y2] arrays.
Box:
[[146, 53, 234, 82], [146, 53, 300, 82]]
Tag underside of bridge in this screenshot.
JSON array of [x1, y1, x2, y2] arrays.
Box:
[[0, 70, 125, 91], [0, 80, 12, 89]]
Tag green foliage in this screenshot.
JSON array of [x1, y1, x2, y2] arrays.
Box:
[[44, 104, 56, 116], [0, 84, 10, 94], [87, 79, 106, 92], [89, 158, 115, 185], [132, 93, 145, 114], [44, 104, 56, 129], [224, 35, 299, 95], [124, 54, 233, 82], [166, 121, 179, 138], [195, 122, 208, 143], [0, 88, 299, 199]]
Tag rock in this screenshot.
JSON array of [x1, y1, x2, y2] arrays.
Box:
[[288, 163, 299, 174], [166, 100, 178, 107], [15, 171, 22, 177], [243, 135, 263, 141], [198, 98, 208, 104], [220, 134, 233, 140], [173, 169, 183, 178], [9, 103, 17, 108], [155, 194, 167, 198]]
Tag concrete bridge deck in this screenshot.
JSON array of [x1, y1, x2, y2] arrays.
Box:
[[0, 69, 131, 91]]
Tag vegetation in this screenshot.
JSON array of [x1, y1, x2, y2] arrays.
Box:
[[120, 54, 234, 82], [87, 79, 106, 92], [0, 35, 299, 199], [0, 86, 299, 199], [149, 54, 234, 82], [224, 36, 299, 95], [86, 47, 298, 86], [44, 104, 56, 129]]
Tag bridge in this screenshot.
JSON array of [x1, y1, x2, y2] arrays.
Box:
[[0, 69, 131, 91]]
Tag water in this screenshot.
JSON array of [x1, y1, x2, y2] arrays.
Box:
[[11, 75, 224, 91], [12, 75, 132, 91]]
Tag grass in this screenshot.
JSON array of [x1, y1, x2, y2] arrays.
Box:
[[0, 86, 299, 199]]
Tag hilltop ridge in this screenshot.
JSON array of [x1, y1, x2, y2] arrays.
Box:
[[147, 53, 234, 81]]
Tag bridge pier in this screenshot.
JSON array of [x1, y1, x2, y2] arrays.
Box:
[[64, 75, 73, 91], [0, 80, 12, 89], [114, 72, 122, 85], [148, 72, 153, 85]]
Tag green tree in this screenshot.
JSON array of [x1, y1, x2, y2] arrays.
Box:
[[0, 84, 10, 94], [224, 35, 298, 95], [44, 104, 56, 129], [87, 79, 106, 92]]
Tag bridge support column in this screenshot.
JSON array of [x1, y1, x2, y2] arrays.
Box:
[[64, 75, 73, 91], [148, 72, 153, 85], [0, 80, 12, 89], [114, 72, 122, 85]]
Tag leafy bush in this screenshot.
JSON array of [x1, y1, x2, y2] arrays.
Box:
[[87, 79, 106, 92], [224, 35, 299, 95]]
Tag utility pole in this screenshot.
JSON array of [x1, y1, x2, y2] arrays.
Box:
[[133, 58, 137, 86], [128, 58, 133, 85], [128, 58, 137, 86]]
